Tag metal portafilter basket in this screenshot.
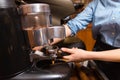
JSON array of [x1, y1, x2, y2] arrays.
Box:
[[30, 45, 69, 65]]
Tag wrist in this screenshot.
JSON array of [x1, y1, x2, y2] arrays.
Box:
[[62, 24, 72, 37], [85, 51, 96, 60]]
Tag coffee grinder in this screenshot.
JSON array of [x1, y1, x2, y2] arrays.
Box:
[[10, 3, 72, 80], [20, 3, 66, 62]]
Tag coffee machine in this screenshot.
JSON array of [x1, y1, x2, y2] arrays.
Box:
[[0, 0, 76, 80], [0, 0, 107, 80]]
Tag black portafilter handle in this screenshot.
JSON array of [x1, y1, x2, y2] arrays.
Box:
[[56, 49, 70, 59], [41, 45, 70, 59], [29, 45, 70, 64]]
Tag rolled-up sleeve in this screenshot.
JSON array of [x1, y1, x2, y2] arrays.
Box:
[[67, 0, 97, 35]]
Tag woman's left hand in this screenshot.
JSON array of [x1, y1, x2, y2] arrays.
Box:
[[61, 47, 89, 62]]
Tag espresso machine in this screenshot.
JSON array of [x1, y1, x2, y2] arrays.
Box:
[[0, 0, 77, 80], [0, 0, 109, 80]]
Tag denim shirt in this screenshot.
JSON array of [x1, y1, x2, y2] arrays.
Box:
[[67, 0, 120, 47]]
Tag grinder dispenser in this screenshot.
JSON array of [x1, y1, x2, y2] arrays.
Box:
[[20, 3, 66, 61], [20, 3, 65, 47]]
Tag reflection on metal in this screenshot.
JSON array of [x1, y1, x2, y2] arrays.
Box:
[[24, 0, 75, 25]]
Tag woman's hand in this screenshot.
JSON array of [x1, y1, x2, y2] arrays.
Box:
[[61, 47, 89, 62]]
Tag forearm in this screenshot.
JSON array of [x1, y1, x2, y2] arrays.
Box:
[[87, 49, 120, 62]]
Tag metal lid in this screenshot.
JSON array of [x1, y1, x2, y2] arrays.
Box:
[[20, 3, 50, 15]]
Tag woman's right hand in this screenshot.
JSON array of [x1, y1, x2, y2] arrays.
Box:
[[32, 46, 44, 51]]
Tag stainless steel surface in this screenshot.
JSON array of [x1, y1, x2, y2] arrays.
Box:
[[20, 3, 50, 15], [48, 26, 66, 39], [21, 13, 50, 30], [20, 3, 51, 46], [20, 3, 50, 30], [24, 0, 75, 25], [45, 45, 58, 60], [34, 28, 48, 46], [20, 3, 66, 46]]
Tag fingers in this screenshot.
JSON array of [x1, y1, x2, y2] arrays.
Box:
[[63, 55, 73, 62], [32, 46, 43, 50], [61, 47, 77, 62], [61, 47, 74, 54], [60, 48, 74, 62]]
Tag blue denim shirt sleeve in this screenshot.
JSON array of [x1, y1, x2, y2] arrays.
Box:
[[67, 0, 97, 35]]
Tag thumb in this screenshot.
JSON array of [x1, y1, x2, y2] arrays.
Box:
[[63, 55, 72, 62]]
